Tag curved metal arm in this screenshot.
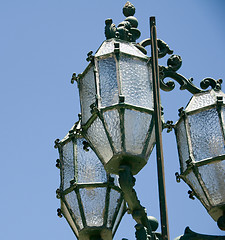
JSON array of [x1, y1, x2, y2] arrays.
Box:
[[159, 55, 222, 94], [118, 165, 153, 238]]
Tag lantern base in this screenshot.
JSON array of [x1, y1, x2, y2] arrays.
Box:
[[104, 153, 148, 175], [79, 227, 112, 240]]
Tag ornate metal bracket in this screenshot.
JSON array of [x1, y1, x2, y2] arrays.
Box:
[[158, 54, 222, 94], [175, 227, 225, 240], [118, 165, 161, 240]]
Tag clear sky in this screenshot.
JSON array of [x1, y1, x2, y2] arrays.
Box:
[[1, 0, 225, 239]]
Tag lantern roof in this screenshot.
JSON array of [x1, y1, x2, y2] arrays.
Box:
[[185, 89, 225, 113], [95, 38, 148, 59]]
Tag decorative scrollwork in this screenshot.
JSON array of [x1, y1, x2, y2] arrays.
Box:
[[159, 54, 223, 94], [139, 38, 173, 58]]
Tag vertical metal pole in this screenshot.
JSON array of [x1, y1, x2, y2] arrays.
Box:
[[150, 16, 170, 240]]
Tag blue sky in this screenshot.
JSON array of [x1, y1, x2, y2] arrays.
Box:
[[1, 0, 225, 239]]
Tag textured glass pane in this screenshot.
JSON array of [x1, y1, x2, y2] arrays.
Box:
[[86, 117, 113, 163], [98, 57, 119, 107], [79, 66, 96, 124], [80, 187, 106, 227], [95, 40, 114, 57], [62, 141, 75, 190], [175, 119, 190, 172], [61, 201, 79, 236], [107, 189, 121, 228], [76, 138, 107, 183], [120, 55, 153, 109], [221, 106, 225, 128], [188, 108, 225, 162], [65, 191, 83, 229], [125, 110, 152, 154], [120, 41, 148, 58], [95, 39, 147, 59], [185, 171, 210, 208], [145, 124, 155, 158], [103, 110, 122, 152], [112, 200, 125, 234], [199, 161, 225, 206], [186, 90, 225, 112]]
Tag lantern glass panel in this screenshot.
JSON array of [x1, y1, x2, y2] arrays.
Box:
[[107, 189, 122, 228], [61, 201, 79, 236], [98, 57, 119, 107], [185, 171, 210, 208], [80, 66, 96, 125], [80, 187, 107, 227], [199, 161, 225, 206], [76, 138, 107, 183], [62, 141, 74, 190], [103, 109, 122, 152], [188, 108, 225, 162], [124, 109, 152, 155], [65, 191, 83, 229], [120, 55, 153, 109], [186, 90, 225, 112], [86, 117, 113, 163], [146, 125, 155, 157], [112, 200, 125, 234], [175, 119, 189, 172], [95, 39, 147, 59]]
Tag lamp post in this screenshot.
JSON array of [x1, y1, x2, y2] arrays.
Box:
[[55, 2, 225, 240]]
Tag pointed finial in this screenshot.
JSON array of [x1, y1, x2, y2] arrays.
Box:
[[123, 1, 135, 17]]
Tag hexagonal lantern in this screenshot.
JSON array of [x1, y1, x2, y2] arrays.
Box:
[[175, 89, 225, 224], [55, 123, 126, 240], [77, 38, 155, 175]]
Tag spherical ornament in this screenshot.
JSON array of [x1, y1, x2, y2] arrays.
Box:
[[125, 16, 138, 28], [123, 1, 135, 17], [147, 216, 159, 231]]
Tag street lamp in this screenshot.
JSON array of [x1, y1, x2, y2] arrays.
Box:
[[55, 2, 225, 240]]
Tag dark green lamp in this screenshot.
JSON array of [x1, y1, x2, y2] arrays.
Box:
[[55, 121, 125, 240], [175, 88, 225, 230]]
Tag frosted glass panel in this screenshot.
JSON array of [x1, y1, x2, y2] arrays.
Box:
[[95, 40, 114, 57], [98, 57, 119, 107], [186, 172, 210, 208], [199, 161, 225, 206], [186, 90, 225, 112], [145, 125, 155, 157], [103, 110, 122, 152], [120, 41, 147, 58], [107, 189, 121, 228], [80, 187, 106, 227], [95, 39, 147, 59], [112, 200, 125, 234], [175, 120, 190, 172], [62, 141, 74, 190], [76, 138, 107, 183], [120, 55, 153, 109], [65, 191, 83, 229], [86, 117, 113, 163], [80, 66, 96, 124], [61, 201, 79, 235], [124, 110, 151, 154], [188, 108, 225, 162]]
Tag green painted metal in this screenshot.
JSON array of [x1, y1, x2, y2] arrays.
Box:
[[175, 227, 225, 240], [150, 16, 170, 240], [105, 2, 140, 42]]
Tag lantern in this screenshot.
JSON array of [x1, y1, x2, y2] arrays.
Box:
[[77, 38, 155, 175], [175, 89, 225, 223], [55, 123, 126, 240]]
